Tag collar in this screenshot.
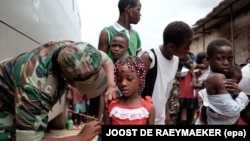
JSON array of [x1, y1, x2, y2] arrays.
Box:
[[113, 22, 132, 38]]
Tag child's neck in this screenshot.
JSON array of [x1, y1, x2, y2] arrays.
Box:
[[120, 94, 141, 106], [160, 45, 173, 60]]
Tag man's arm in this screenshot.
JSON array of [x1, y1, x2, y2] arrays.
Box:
[[102, 59, 119, 107], [102, 58, 117, 94], [98, 30, 109, 53], [102, 59, 115, 85], [147, 103, 155, 125], [139, 51, 151, 74]]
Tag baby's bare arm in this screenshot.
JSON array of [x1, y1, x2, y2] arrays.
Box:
[[206, 73, 228, 95]]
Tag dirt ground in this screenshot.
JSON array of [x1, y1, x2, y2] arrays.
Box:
[[44, 124, 98, 141]]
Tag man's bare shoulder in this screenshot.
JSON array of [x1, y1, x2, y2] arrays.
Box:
[[139, 51, 151, 73]]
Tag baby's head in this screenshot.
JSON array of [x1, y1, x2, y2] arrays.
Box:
[[114, 56, 146, 94], [196, 51, 207, 64], [226, 65, 242, 84], [206, 38, 234, 74]]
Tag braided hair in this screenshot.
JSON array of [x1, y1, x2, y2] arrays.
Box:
[[114, 56, 146, 94]]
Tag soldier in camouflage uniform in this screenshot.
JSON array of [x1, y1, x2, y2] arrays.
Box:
[[167, 52, 196, 125], [0, 41, 116, 141]]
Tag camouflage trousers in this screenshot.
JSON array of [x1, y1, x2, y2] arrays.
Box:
[[167, 78, 180, 125]]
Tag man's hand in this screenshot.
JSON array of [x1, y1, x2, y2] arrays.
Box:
[[42, 121, 101, 141], [78, 121, 101, 141], [104, 86, 119, 108]]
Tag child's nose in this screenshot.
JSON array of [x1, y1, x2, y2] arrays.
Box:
[[223, 59, 230, 65], [121, 80, 127, 86]]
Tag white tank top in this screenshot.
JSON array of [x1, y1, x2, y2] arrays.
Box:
[[147, 47, 179, 124]]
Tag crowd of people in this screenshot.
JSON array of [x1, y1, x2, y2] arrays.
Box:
[[0, 0, 249, 141]]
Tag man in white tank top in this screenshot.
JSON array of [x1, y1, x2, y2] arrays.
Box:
[[139, 21, 194, 124]]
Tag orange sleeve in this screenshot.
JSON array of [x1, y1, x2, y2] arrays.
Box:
[[142, 96, 152, 112], [108, 99, 119, 113]]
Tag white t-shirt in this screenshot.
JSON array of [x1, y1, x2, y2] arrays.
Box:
[[143, 47, 179, 124], [239, 63, 250, 95]]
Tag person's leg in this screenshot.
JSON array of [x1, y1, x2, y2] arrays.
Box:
[[98, 94, 105, 123], [186, 108, 195, 125], [176, 107, 183, 125], [88, 96, 100, 118], [78, 101, 86, 124], [167, 79, 180, 125], [193, 95, 199, 121], [74, 103, 81, 126], [86, 99, 90, 115], [176, 98, 185, 125], [72, 113, 77, 125]]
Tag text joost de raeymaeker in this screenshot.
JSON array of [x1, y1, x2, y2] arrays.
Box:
[[105, 128, 222, 137]]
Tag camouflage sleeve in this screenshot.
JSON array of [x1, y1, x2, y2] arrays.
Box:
[[99, 50, 109, 65], [180, 55, 196, 71]]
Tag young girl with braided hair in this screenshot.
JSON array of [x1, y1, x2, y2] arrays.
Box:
[[104, 56, 155, 125]]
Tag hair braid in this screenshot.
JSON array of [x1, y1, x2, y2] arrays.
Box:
[[114, 56, 146, 94]]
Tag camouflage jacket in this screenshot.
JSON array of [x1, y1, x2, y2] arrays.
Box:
[[0, 40, 73, 131]]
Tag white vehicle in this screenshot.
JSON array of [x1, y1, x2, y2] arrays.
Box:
[[0, 0, 82, 129]]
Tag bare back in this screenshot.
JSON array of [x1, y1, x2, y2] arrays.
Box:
[[206, 73, 229, 95]]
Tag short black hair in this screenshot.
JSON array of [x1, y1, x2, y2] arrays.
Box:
[[226, 64, 242, 81], [112, 33, 129, 43], [196, 51, 207, 64], [163, 21, 193, 47], [206, 38, 233, 58], [118, 0, 140, 14]]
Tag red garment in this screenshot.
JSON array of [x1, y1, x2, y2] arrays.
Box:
[[237, 117, 248, 125], [179, 71, 194, 99], [69, 85, 84, 105], [108, 96, 152, 125]]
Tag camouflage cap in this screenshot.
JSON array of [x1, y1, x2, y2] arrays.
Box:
[[58, 42, 107, 98]]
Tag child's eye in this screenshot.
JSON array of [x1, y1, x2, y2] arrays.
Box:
[[218, 57, 223, 61], [127, 77, 133, 81], [127, 77, 134, 81], [228, 57, 234, 61]]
